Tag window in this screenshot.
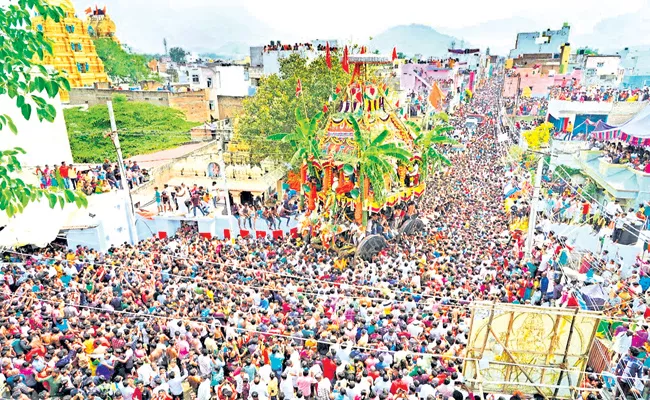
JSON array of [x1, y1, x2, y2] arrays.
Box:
[[65, 24, 75, 33], [71, 43, 82, 52], [596, 62, 605, 68], [207, 77, 212, 88], [37, 24, 43, 32], [209, 100, 215, 111], [192, 74, 200, 83], [244, 69, 249, 81]]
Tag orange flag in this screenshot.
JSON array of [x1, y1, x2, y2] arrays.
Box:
[[84, 7, 92, 14], [428, 81, 444, 110]]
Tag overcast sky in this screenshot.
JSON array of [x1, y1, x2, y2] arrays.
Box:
[[69, 0, 650, 55]]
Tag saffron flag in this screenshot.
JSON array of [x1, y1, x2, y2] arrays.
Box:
[[103, 5, 107, 15], [84, 7, 92, 14], [392, 47, 397, 61], [295, 79, 302, 97], [342, 46, 350, 73], [428, 81, 444, 110], [325, 42, 332, 70]]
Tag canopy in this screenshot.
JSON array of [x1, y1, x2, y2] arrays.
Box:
[[590, 104, 650, 146]]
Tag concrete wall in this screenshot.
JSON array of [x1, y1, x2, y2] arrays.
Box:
[[217, 95, 245, 119], [608, 101, 649, 124], [0, 93, 73, 167], [168, 91, 209, 122], [509, 25, 570, 58], [215, 65, 250, 97]]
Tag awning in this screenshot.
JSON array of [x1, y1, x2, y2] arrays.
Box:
[[590, 104, 650, 146]]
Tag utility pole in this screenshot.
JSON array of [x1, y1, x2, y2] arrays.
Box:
[[525, 156, 545, 258], [163, 38, 168, 56], [220, 159, 235, 240], [107, 100, 137, 245]]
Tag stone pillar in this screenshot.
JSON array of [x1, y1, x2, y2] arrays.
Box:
[[230, 190, 242, 204]]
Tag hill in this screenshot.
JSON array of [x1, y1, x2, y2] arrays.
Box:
[[369, 24, 460, 57]]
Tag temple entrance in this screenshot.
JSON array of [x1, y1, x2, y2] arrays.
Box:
[[240, 191, 253, 205]]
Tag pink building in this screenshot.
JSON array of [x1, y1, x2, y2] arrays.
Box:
[[400, 64, 457, 95], [503, 69, 582, 97]]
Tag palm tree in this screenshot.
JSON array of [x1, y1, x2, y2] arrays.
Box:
[[268, 107, 323, 208], [405, 120, 457, 181], [339, 116, 412, 226], [267, 107, 323, 167]]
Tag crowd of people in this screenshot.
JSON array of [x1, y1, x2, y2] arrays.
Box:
[[35, 160, 148, 196], [595, 142, 650, 173], [262, 43, 340, 53], [502, 97, 548, 117], [3, 76, 648, 400], [549, 86, 650, 103]]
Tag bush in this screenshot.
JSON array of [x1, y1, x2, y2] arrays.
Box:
[[65, 98, 196, 163]]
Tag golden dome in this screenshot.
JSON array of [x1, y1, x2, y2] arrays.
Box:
[[95, 16, 116, 36]]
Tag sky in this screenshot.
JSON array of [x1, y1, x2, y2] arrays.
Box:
[[69, 0, 650, 55]]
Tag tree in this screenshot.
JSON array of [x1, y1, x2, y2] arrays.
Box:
[[267, 108, 322, 167], [405, 120, 457, 181], [94, 38, 151, 84], [340, 116, 412, 226], [0, 0, 87, 218], [523, 122, 553, 149], [236, 53, 348, 163], [64, 95, 196, 162], [169, 47, 187, 63]]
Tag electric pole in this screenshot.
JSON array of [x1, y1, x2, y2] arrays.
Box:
[[163, 38, 168, 56], [107, 100, 137, 245], [525, 156, 545, 258]]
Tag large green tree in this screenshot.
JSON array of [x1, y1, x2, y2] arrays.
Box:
[[65, 95, 196, 162], [405, 119, 457, 181], [93, 38, 153, 84], [169, 47, 187, 63], [236, 53, 348, 163], [0, 0, 87, 218]]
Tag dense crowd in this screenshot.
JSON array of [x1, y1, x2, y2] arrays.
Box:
[[36, 160, 148, 196], [595, 142, 650, 173], [502, 98, 548, 117], [3, 77, 647, 400], [549, 86, 650, 103]]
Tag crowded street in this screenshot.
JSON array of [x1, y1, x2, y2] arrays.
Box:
[[0, 77, 577, 400]]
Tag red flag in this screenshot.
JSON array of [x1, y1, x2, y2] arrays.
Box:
[[295, 79, 302, 97], [395, 100, 400, 108], [323, 104, 328, 113], [325, 42, 332, 70], [84, 7, 92, 14], [335, 85, 341, 94], [342, 46, 350, 73], [360, 46, 366, 54], [355, 91, 363, 103], [392, 47, 397, 61]]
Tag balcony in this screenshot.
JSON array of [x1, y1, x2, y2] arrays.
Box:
[[575, 150, 650, 202]]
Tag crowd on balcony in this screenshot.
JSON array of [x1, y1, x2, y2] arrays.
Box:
[[549, 86, 650, 102], [262, 43, 340, 53], [503, 97, 548, 117], [593, 141, 650, 173], [35, 160, 149, 196]]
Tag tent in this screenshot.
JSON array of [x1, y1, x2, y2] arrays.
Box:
[[590, 104, 650, 146], [579, 284, 608, 310]]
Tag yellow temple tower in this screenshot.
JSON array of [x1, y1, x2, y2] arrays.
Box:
[[32, 0, 110, 101], [86, 6, 120, 44]]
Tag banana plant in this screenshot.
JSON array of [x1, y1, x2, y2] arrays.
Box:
[[405, 120, 457, 181]]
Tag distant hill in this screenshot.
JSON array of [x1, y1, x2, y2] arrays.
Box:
[[369, 24, 460, 57]]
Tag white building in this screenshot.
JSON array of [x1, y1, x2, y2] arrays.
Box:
[[509, 24, 570, 59], [250, 40, 340, 76], [0, 93, 73, 167], [581, 55, 624, 88], [617, 47, 650, 88], [177, 62, 253, 119]]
